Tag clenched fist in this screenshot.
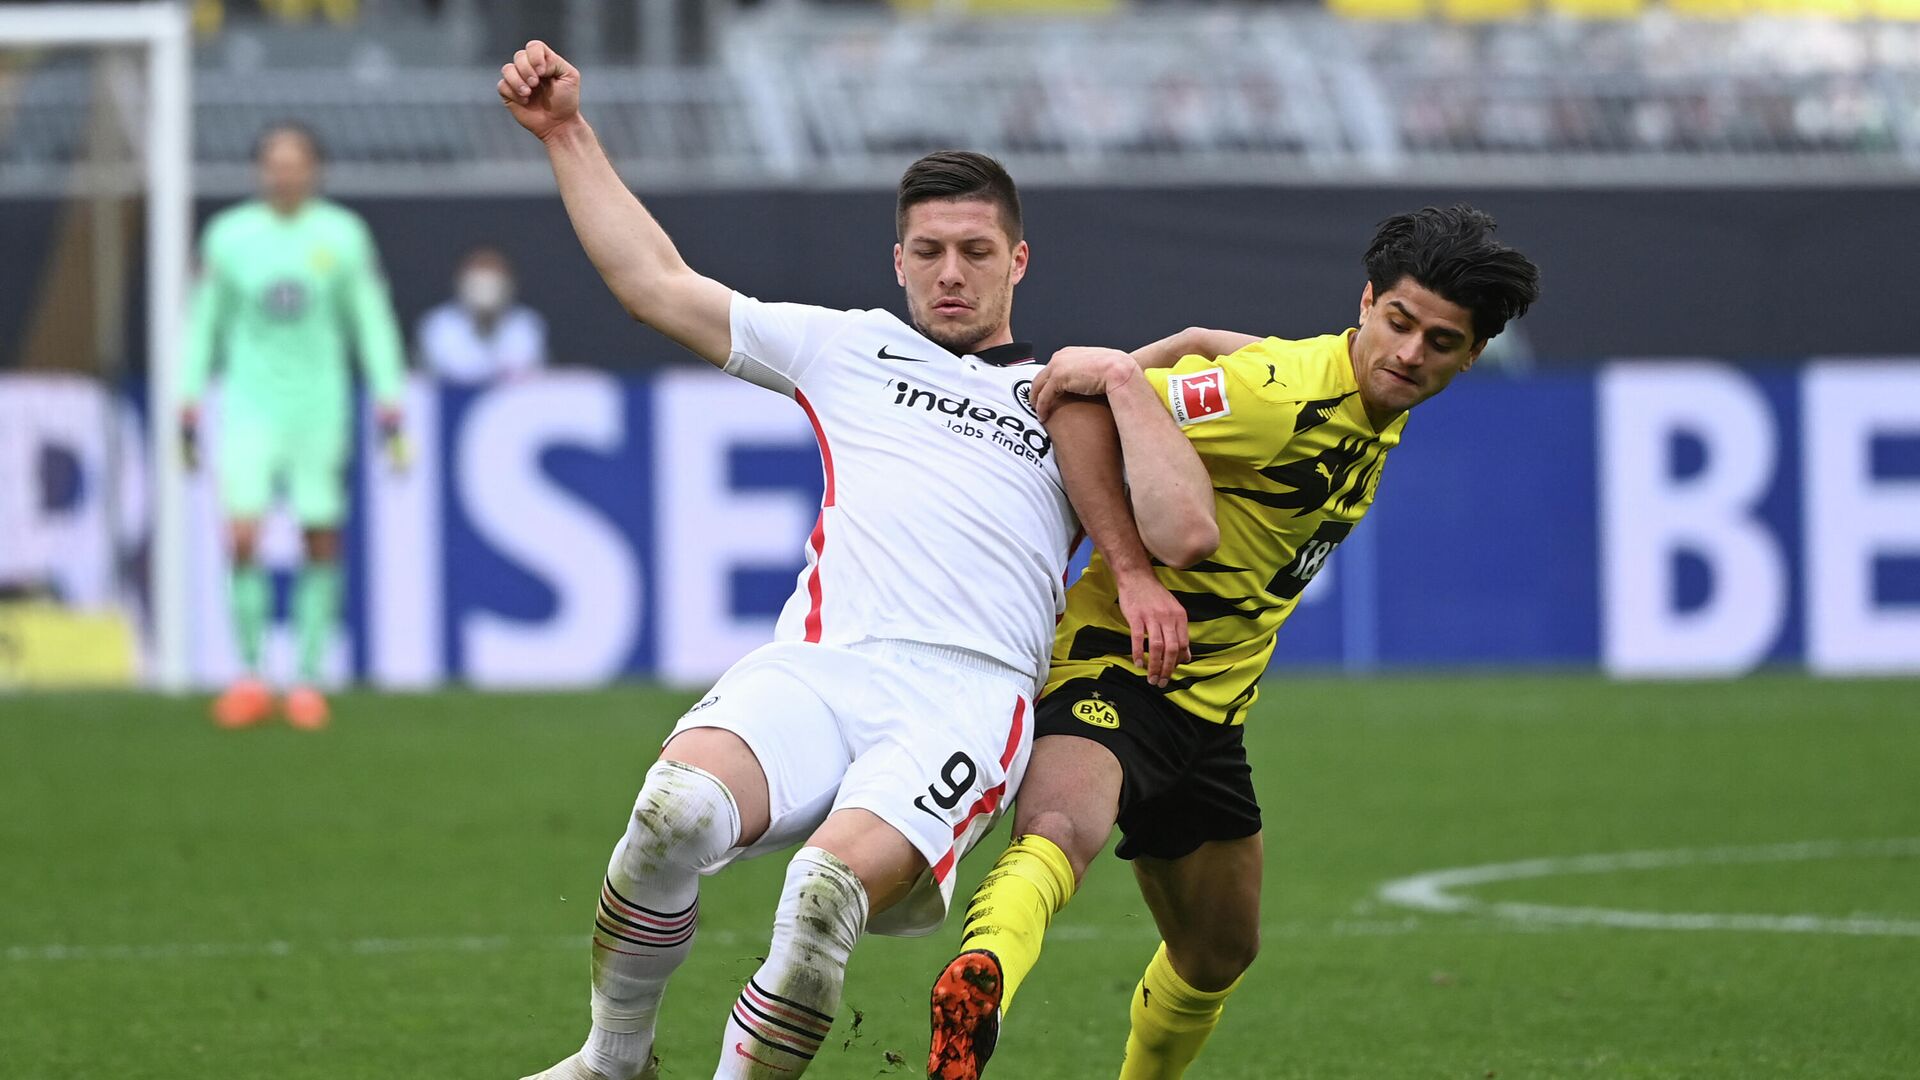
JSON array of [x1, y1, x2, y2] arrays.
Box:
[[498, 40, 582, 143]]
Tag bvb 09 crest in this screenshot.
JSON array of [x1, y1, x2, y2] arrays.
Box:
[[1073, 697, 1119, 729]]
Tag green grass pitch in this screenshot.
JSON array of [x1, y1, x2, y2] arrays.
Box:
[[4, 675, 1917, 1079]]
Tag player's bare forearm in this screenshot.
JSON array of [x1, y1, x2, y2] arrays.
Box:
[[1036, 347, 1218, 568], [1048, 399, 1192, 683], [539, 119, 731, 365], [501, 40, 725, 352], [1048, 398, 1155, 579], [1105, 368, 1219, 568], [1131, 326, 1261, 371], [539, 119, 680, 296]]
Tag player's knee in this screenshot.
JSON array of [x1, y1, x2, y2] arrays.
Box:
[[1166, 925, 1259, 993], [229, 531, 260, 564], [1226, 928, 1261, 978], [301, 528, 340, 563], [775, 847, 866, 956], [610, 760, 740, 882], [1188, 933, 1260, 991], [1167, 933, 1259, 991], [1016, 809, 1099, 881]]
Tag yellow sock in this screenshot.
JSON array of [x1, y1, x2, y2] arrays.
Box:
[[1117, 943, 1242, 1080], [955, 833, 1077, 1014]]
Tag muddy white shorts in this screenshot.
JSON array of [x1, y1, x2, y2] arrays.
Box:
[[667, 638, 1033, 937]]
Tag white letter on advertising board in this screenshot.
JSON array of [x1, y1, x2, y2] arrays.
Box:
[[1802, 361, 1920, 674], [1599, 361, 1787, 676], [652, 369, 815, 687], [458, 374, 640, 686]]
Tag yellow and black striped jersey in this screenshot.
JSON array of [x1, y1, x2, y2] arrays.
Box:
[[1045, 332, 1406, 724]]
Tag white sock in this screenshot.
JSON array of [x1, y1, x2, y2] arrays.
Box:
[[578, 760, 740, 1080], [714, 847, 869, 1079]]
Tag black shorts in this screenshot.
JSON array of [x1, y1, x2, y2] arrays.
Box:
[[1033, 671, 1261, 862]]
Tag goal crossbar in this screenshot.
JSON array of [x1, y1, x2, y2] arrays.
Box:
[[0, 3, 187, 45]]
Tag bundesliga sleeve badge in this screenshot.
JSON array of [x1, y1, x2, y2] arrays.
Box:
[[1167, 367, 1231, 426]]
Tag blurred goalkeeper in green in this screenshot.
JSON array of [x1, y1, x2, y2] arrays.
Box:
[[179, 122, 406, 731]]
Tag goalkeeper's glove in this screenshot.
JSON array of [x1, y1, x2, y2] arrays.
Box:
[[378, 408, 410, 473], [179, 407, 200, 471]]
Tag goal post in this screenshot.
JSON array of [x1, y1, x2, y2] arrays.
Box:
[[0, 2, 193, 690]]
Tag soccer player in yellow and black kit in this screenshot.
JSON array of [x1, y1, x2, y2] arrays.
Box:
[[927, 206, 1541, 1079]]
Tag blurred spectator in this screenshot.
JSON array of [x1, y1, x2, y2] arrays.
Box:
[[416, 246, 548, 384], [1474, 317, 1535, 374]]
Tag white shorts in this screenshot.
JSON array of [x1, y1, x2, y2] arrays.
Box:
[[667, 639, 1034, 937]]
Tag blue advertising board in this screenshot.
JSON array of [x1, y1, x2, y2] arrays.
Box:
[[3, 360, 1915, 687]]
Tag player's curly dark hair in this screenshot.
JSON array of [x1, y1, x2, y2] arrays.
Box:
[[1364, 205, 1539, 342], [896, 150, 1023, 243]]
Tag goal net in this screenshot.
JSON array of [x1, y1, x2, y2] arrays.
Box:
[[0, 3, 191, 690]]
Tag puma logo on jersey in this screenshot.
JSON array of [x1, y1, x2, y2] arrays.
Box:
[[1263, 364, 1284, 388], [1219, 434, 1378, 518], [1293, 391, 1356, 435]]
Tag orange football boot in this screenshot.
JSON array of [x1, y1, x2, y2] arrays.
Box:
[[212, 677, 273, 729], [928, 949, 1003, 1080], [283, 686, 330, 731]]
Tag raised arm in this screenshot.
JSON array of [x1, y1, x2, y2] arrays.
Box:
[[1130, 326, 1261, 371], [499, 40, 732, 366]]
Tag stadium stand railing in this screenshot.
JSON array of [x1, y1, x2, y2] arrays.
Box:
[[4, 10, 1919, 195]]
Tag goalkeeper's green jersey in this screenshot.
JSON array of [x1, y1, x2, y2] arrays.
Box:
[[180, 198, 404, 425]]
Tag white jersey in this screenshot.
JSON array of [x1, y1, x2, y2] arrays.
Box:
[[724, 292, 1077, 684]]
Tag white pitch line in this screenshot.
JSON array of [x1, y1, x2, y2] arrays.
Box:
[[3, 916, 1457, 966], [3, 934, 575, 964], [38, 836, 1916, 970], [1378, 838, 1920, 937]]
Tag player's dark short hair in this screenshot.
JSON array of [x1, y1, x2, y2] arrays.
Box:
[[896, 151, 1023, 244], [253, 120, 326, 164], [1364, 205, 1539, 342]]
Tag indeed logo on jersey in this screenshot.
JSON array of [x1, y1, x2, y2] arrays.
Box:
[[889, 379, 1053, 464]]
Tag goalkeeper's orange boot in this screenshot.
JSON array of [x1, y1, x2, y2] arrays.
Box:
[[929, 949, 1002, 1080], [283, 686, 330, 731], [212, 677, 272, 729]]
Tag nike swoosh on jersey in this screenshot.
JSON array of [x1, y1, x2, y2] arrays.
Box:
[[878, 345, 931, 363]]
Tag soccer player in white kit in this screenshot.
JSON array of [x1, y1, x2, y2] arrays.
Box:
[[498, 41, 1220, 1080]]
